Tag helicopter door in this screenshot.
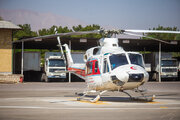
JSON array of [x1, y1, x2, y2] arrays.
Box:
[[101, 58, 111, 83]]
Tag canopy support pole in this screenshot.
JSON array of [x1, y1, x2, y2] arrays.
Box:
[[21, 41, 24, 75], [158, 42, 161, 82]]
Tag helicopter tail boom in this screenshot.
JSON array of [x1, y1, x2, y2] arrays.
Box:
[[63, 44, 86, 80], [63, 44, 74, 67]]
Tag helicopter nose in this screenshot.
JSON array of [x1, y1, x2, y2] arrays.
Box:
[[111, 68, 129, 86], [111, 75, 125, 86], [111, 65, 148, 85]]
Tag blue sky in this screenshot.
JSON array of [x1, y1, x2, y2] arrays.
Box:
[[0, 0, 180, 29]]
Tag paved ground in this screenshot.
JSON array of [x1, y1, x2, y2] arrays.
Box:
[[0, 82, 180, 120]]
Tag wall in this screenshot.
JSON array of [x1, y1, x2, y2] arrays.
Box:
[[0, 29, 12, 73], [0, 74, 23, 83]]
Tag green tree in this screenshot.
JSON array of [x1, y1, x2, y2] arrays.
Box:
[[72, 25, 83, 32], [57, 26, 72, 33], [146, 25, 180, 58], [14, 24, 102, 40], [38, 28, 49, 36], [38, 24, 102, 38], [145, 25, 179, 40], [13, 24, 37, 40], [175, 34, 180, 40], [48, 25, 58, 34], [72, 24, 102, 38], [0, 16, 3, 20], [38, 25, 72, 36]]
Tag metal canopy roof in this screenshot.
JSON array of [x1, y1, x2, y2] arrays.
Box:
[[13, 37, 180, 52]]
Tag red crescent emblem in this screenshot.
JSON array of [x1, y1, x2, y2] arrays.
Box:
[[130, 66, 136, 70]]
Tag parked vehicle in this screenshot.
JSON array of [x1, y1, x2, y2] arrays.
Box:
[[41, 52, 66, 82], [144, 52, 178, 81]]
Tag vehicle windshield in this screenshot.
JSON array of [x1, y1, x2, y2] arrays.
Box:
[[128, 53, 144, 67], [110, 53, 128, 70], [161, 60, 177, 67], [49, 59, 65, 67]]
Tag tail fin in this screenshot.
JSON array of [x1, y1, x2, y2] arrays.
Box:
[[63, 44, 74, 67]]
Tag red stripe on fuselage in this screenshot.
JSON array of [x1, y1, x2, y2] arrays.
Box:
[[68, 67, 86, 77]]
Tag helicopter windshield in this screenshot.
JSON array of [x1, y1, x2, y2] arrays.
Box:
[[110, 53, 128, 70], [128, 53, 144, 67]]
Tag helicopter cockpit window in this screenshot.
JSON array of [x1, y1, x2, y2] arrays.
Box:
[[93, 48, 99, 55], [95, 61, 98, 73], [87, 62, 93, 74], [110, 54, 128, 70], [128, 53, 144, 68]]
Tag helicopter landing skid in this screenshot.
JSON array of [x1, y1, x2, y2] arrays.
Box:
[[76, 90, 107, 103], [123, 89, 155, 102], [132, 95, 156, 102]]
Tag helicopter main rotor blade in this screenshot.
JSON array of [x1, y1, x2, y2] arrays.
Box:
[[123, 32, 172, 44], [14, 30, 100, 43], [124, 29, 180, 34], [13, 28, 180, 43]]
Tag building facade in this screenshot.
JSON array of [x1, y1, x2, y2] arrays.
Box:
[[0, 21, 20, 74]]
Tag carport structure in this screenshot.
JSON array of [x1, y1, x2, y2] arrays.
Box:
[[13, 36, 180, 82], [13, 36, 180, 51]]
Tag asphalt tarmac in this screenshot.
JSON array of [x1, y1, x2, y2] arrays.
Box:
[[0, 82, 180, 120]]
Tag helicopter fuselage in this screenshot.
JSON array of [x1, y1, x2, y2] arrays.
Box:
[[65, 37, 149, 92], [84, 38, 149, 91]]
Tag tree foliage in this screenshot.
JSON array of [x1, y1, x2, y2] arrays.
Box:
[[38, 24, 102, 38], [13, 24, 38, 40], [13, 24, 102, 40], [72, 24, 102, 38], [38, 25, 72, 36], [175, 34, 180, 40], [146, 25, 180, 57], [146, 25, 179, 40], [0, 16, 3, 20], [14, 24, 179, 41]]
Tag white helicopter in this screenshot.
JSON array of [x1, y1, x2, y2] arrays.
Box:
[[17, 28, 180, 102], [60, 29, 180, 102]]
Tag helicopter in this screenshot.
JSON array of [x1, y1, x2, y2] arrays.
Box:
[[60, 29, 180, 102], [16, 28, 180, 102], [63, 37, 150, 102]]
